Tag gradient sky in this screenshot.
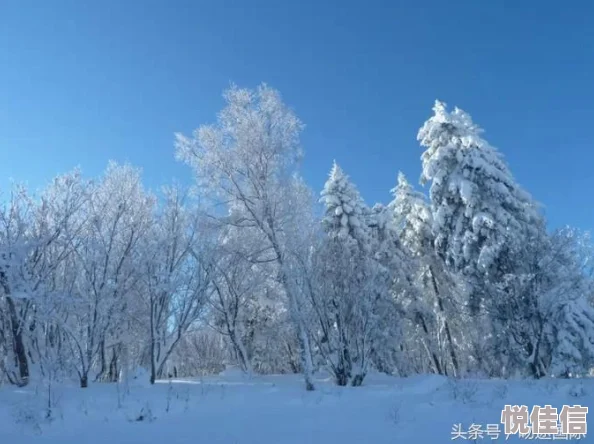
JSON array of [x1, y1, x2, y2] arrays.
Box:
[[1, 0, 593, 231]]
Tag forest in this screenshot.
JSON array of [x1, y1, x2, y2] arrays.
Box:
[[2, 83, 593, 392]]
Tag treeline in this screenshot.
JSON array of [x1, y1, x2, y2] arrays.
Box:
[[1, 84, 593, 391]]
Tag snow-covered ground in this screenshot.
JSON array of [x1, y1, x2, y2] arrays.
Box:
[[0, 371, 592, 443]]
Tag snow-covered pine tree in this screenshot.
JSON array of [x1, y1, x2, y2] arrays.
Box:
[[391, 172, 462, 376], [320, 161, 371, 250], [316, 162, 368, 385], [391, 173, 433, 257], [417, 101, 542, 375], [417, 100, 540, 288], [314, 162, 390, 386], [363, 203, 404, 375]]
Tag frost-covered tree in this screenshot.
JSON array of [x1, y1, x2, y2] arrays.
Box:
[[391, 173, 433, 256], [0, 172, 88, 386], [139, 184, 210, 384], [169, 328, 227, 377], [204, 229, 263, 375], [315, 162, 370, 385], [495, 227, 594, 377], [391, 172, 462, 376], [27, 172, 92, 383], [320, 162, 371, 250], [0, 186, 38, 386], [309, 162, 393, 386], [417, 100, 542, 374], [63, 163, 154, 387], [363, 202, 411, 376], [546, 229, 594, 376], [417, 101, 540, 311], [175, 84, 317, 390], [201, 221, 299, 376]]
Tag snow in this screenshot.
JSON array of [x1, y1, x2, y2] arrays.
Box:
[[1, 372, 592, 443]]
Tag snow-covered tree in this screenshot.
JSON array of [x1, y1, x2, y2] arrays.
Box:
[[63, 163, 154, 387], [391, 172, 462, 376], [495, 227, 594, 378], [417, 100, 542, 374], [308, 162, 393, 386], [139, 184, 211, 384], [391, 173, 433, 256], [548, 229, 594, 376], [0, 185, 38, 386], [363, 202, 412, 376], [417, 101, 540, 307], [0, 172, 88, 386], [175, 83, 317, 390], [320, 162, 371, 250], [204, 229, 263, 375], [27, 172, 92, 383]]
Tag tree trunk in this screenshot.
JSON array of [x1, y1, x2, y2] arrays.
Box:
[[278, 262, 315, 391], [418, 312, 444, 375], [229, 330, 252, 374], [430, 267, 459, 376], [351, 373, 365, 387], [108, 347, 119, 382], [95, 339, 107, 382], [149, 301, 157, 385], [6, 297, 29, 386], [334, 365, 349, 386]]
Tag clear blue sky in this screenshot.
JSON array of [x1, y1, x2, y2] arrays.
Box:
[[1, 0, 593, 231]]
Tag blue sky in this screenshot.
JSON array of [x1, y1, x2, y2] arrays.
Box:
[[1, 0, 593, 230]]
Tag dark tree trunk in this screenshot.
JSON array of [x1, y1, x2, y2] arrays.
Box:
[[351, 373, 365, 387], [108, 347, 119, 382], [6, 297, 29, 386], [430, 268, 460, 376], [95, 339, 107, 382], [229, 330, 250, 373], [334, 365, 350, 386], [417, 312, 445, 375]]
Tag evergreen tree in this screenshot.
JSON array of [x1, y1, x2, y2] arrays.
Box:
[[320, 161, 371, 251], [417, 101, 542, 374], [314, 162, 389, 385], [391, 172, 461, 376], [417, 101, 540, 287]]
